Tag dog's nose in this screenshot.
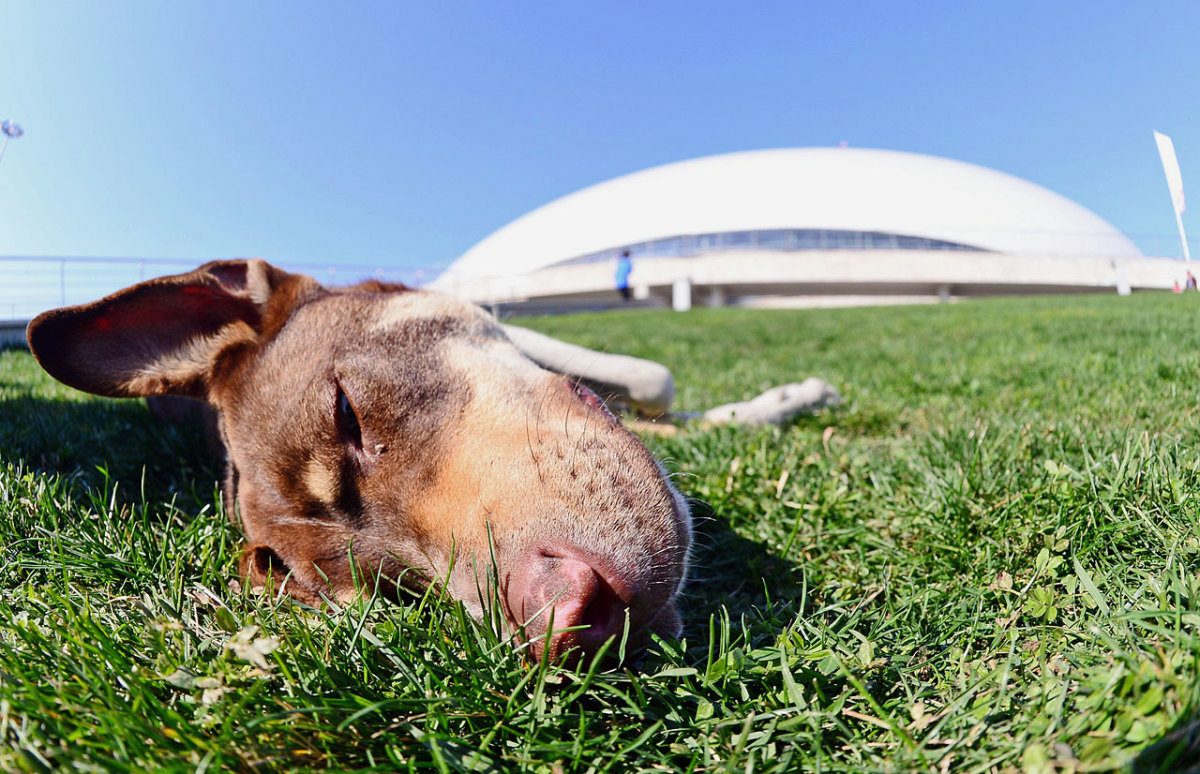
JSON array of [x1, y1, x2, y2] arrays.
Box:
[[506, 547, 633, 662]]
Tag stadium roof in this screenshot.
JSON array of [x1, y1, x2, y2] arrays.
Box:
[[442, 147, 1141, 281]]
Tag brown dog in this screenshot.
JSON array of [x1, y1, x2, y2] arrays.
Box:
[[26, 259, 691, 662]]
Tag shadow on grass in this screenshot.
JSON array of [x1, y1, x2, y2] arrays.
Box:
[[0, 392, 221, 505], [681, 498, 807, 634], [1134, 713, 1200, 774], [3, 372, 803, 662]]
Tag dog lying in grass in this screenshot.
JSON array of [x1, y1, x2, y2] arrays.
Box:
[[26, 259, 692, 663]]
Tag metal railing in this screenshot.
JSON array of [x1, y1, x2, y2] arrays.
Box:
[[2, 230, 1196, 321], [0, 256, 444, 321]]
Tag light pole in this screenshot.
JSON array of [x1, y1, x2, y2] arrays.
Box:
[[0, 121, 24, 167]]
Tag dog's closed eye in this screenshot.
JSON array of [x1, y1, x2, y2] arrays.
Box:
[[336, 386, 363, 449]]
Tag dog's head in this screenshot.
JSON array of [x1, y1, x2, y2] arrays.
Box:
[[27, 259, 691, 661]]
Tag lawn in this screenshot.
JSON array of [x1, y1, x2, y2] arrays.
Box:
[[2, 291, 1200, 772]]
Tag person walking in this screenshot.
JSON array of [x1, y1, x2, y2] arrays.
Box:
[[615, 250, 633, 301]]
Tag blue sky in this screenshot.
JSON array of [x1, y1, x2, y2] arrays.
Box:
[[1, 1, 1198, 306]]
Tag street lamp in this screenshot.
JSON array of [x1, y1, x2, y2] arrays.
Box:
[[0, 121, 24, 166]]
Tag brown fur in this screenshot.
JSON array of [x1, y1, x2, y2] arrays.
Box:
[[26, 259, 691, 662]]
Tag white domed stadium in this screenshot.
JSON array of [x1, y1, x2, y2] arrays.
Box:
[[434, 148, 1176, 310]]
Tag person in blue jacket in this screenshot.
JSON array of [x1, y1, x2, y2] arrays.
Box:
[[615, 250, 633, 301]]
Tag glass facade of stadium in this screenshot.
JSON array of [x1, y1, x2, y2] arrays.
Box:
[[550, 228, 986, 269]]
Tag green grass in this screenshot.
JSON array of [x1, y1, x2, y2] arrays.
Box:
[[3, 291, 1200, 772]]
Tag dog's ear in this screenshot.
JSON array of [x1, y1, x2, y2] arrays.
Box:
[[27, 259, 318, 399]]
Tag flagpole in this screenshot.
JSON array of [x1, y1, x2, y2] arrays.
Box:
[[0, 120, 23, 168]]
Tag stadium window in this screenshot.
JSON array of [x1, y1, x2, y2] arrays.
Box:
[[793, 230, 819, 250], [727, 231, 754, 248], [757, 230, 790, 250], [868, 232, 893, 249]]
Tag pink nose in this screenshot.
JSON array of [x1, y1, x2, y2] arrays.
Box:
[[506, 548, 632, 662]]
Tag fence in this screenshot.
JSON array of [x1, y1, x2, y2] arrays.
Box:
[[1, 231, 1196, 321], [0, 256, 443, 321]]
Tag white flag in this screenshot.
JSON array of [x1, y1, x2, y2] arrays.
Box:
[[1155, 130, 1186, 215]]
